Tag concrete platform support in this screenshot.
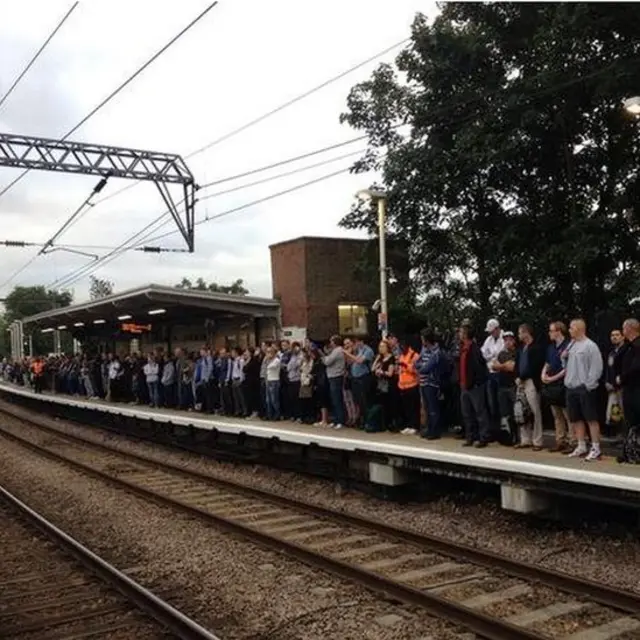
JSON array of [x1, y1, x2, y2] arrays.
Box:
[[500, 484, 550, 514], [369, 461, 410, 486]]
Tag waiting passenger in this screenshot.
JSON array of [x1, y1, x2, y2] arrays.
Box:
[[564, 319, 604, 461], [370, 340, 396, 432], [286, 342, 302, 422], [415, 329, 442, 440], [323, 336, 346, 429], [230, 347, 248, 417], [605, 328, 625, 436], [514, 324, 544, 451], [541, 321, 572, 452], [490, 331, 517, 444], [144, 355, 160, 408], [458, 324, 492, 447], [397, 340, 420, 436], [265, 346, 282, 421]]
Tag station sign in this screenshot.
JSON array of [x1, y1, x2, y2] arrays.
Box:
[[121, 322, 152, 334]]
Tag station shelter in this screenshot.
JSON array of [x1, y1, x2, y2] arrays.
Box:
[[17, 284, 281, 357]]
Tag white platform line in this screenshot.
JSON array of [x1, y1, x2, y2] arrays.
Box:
[[1, 383, 639, 493]]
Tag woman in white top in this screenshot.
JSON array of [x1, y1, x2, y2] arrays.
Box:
[[264, 346, 282, 420]]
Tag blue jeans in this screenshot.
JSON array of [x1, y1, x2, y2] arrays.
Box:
[[420, 385, 441, 438], [266, 380, 280, 420], [147, 381, 159, 407], [328, 376, 346, 426]]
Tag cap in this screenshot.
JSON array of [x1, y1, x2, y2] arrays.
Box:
[[485, 318, 500, 332], [503, 331, 515, 339]]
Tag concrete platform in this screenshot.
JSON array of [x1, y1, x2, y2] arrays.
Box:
[[1, 382, 639, 514]]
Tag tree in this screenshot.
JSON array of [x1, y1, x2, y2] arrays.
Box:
[[340, 4, 640, 327], [175, 277, 249, 296], [2, 286, 73, 355], [89, 276, 114, 300]]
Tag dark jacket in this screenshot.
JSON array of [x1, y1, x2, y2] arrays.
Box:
[[459, 340, 487, 390], [620, 337, 640, 390], [515, 342, 545, 390]]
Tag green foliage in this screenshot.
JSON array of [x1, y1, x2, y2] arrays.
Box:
[[1, 286, 73, 356], [175, 277, 249, 296], [89, 276, 114, 300], [340, 3, 640, 327]]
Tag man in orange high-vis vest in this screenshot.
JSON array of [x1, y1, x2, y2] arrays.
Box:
[[398, 342, 420, 435]]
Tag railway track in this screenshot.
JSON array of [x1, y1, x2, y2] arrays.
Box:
[[0, 482, 220, 640], [1, 404, 639, 640]]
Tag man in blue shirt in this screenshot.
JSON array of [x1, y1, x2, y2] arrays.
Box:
[[344, 337, 374, 428], [541, 321, 571, 452]]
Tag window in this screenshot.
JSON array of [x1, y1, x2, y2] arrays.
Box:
[[338, 304, 368, 336]]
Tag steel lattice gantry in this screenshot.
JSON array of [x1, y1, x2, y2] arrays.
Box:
[[0, 132, 198, 251]]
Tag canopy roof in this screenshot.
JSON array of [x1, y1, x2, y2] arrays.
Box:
[[21, 284, 280, 329]]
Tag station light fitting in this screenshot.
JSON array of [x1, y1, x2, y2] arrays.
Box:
[[356, 188, 388, 202], [117, 314, 132, 321], [148, 308, 166, 315], [623, 96, 640, 115], [57, 325, 67, 330], [41, 328, 54, 333], [73, 322, 85, 327], [93, 319, 106, 325]]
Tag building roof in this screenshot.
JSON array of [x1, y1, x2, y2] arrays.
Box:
[[20, 283, 280, 328], [268, 235, 370, 249]]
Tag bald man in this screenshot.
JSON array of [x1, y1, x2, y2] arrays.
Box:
[[620, 318, 640, 430], [563, 319, 604, 460]]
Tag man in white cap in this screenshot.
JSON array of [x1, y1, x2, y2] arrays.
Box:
[[482, 318, 504, 428]]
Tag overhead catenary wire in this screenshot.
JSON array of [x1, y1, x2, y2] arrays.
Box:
[[91, 36, 410, 208], [0, 2, 79, 111], [0, 0, 219, 202], [49, 148, 371, 289], [0, 1, 220, 293], [47, 49, 640, 291], [49, 165, 357, 290]]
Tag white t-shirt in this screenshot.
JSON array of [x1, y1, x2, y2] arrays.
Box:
[[481, 333, 504, 371]]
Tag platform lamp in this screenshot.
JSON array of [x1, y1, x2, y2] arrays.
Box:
[[355, 188, 389, 339], [623, 96, 640, 115]]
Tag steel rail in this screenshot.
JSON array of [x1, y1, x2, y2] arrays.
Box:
[[2, 401, 639, 616], [0, 481, 222, 640], [0, 420, 553, 640]]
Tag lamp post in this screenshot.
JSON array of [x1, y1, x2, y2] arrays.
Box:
[[623, 96, 640, 115], [356, 188, 389, 338]]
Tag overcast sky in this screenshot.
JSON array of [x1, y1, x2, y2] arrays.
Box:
[[0, 0, 435, 301]]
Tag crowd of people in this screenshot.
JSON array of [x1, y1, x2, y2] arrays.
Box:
[[1, 316, 639, 463]]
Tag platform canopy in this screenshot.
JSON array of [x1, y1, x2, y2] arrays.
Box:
[[20, 284, 281, 331]]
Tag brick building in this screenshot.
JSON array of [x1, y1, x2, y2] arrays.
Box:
[[270, 236, 408, 342]]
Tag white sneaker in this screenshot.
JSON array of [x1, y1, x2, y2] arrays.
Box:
[[403, 428, 418, 435], [400, 428, 411, 434], [333, 424, 344, 430], [585, 447, 602, 462], [567, 446, 587, 458]]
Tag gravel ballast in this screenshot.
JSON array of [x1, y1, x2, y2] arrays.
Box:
[[17, 406, 639, 597], [0, 426, 462, 640]]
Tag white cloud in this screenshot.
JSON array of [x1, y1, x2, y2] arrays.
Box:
[[0, 0, 435, 300]]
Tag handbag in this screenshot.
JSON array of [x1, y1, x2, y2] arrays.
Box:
[[541, 381, 565, 407]]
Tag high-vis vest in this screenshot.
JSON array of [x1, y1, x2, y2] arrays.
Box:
[[398, 349, 419, 390]]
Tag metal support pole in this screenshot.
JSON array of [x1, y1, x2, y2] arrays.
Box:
[[53, 329, 61, 355], [28, 334, 33, 357], [377, 197, 389, 339]]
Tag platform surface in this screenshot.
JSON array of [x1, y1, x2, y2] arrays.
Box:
[[2, 382, 639, 494]]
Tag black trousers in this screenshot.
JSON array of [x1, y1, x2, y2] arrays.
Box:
[[288, 381, 301, 420], [461, 385, 492, 444], [623, 387, 640, 429], [351, 374, 372, 426], [399, 386, 421, 430]]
